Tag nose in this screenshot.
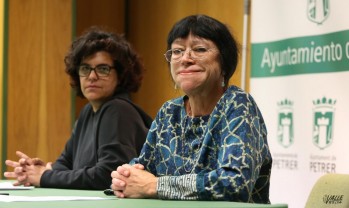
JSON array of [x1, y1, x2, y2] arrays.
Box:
[[181, 49, 193, 62], [87, 69, 98, 80]]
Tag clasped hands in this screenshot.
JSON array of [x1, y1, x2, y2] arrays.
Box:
[[3, 151, 52, 187], [111, 164, 158, 198]]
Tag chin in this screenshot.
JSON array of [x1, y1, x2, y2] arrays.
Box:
[[180, 84, 198, 92], [84, 94, 101, 102]]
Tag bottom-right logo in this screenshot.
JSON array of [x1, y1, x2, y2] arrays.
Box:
[[323, 194, 343, 205]]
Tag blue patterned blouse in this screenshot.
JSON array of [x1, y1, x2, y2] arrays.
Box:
[[131, 85, 272, 203]]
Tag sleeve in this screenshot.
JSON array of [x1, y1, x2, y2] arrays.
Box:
[[49, 138, 73, 171], [40, 100, 149, 190], [156, 94, 269, 202]]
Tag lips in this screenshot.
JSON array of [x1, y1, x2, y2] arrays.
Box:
[[177, 69, 202, 75], [86, 85, 100, 89]]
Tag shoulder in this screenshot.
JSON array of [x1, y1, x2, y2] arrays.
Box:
[[108, 96, 153, 126], [220, 85, 261, 109], [77, 98, 137, 120], [223, 85, 251, 102], [157, 96, 184, 115], [101, 97, 140, 117], [220, 85, 262, 116]]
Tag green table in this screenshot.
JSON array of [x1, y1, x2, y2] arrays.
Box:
[[0, 187, 287, 208]]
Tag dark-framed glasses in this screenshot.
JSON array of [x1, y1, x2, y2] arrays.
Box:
[[78, 64, 114, 77], [164, 47, 216, 63]]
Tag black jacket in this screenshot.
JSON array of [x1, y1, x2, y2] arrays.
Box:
[[40, 93, 152, 190]]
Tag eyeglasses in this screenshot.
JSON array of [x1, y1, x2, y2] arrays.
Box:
[[164, 47, 216, 63], [78, 64, 114, 77]]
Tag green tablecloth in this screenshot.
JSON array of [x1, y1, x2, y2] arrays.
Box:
[[0, 186, 287, 208]]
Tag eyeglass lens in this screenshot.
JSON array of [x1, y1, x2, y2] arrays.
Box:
[[78, 64, 113, 77], [164, 48, 212, 63]]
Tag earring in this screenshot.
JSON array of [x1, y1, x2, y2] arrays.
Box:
[[174, 84, 178, 90], [221, 80, 225, 87]]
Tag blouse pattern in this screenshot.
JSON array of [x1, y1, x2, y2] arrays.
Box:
[[132, 85, 272, 203]]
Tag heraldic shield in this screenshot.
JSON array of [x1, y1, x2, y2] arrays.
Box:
[[277, 99, 294, 148], [307, 0, 330, 24], [312, 97, 335, 150]]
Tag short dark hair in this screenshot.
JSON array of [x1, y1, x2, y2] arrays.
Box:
[[65, 27, 144, 97], [167, 14, 240, 84]]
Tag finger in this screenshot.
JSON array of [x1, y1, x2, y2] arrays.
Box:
[[16, 151, 30, 159], [121, 164, 132, 169], [23, 182, 32, 187], [5, 160, 20, 168], [111, 169, 128, 179], [12, 181, 22, 186], [111, 170, 119, 178], [4, 171, 18, 178], [116, 165, 126, 173], [17, 174, 28, 183], [112, 178, 126, 187], [116, 166, 129, 176], [17, 176, 27, 183], [12, 180, 30, 186], [19, 158, 33, 166], [133, 163, 145, 170], [13, 181, 29, 186], [114, 190, 125, 198], [32, 158, 45, 166], [118, 165, 130, 176], [14, 166, 24, 174]]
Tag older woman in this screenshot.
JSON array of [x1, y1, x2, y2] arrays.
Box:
[[111, 15, 272, 203], [4, 28, 152, 190]]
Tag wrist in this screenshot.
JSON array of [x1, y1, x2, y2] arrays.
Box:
[[147, 177, 158, 198]]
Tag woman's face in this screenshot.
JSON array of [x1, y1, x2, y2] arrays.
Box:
[[169, 34, 222, 96], [79, 51, 118, 111]]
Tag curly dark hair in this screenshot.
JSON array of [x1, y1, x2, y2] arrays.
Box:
[[65, 27, 144, 97], [167, 14, 240, 86]]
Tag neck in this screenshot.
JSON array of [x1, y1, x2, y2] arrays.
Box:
[[185, 88, 224, 117], [90, 101, 102, 112]]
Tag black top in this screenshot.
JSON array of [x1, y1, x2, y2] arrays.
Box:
[[40, 92, 152, 190]]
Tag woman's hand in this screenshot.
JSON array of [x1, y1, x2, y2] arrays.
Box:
[[111, 164, 157, 198], [4, 151, 34, 186], [3, 151, 52, 187], [22, 162, 53, 186]]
